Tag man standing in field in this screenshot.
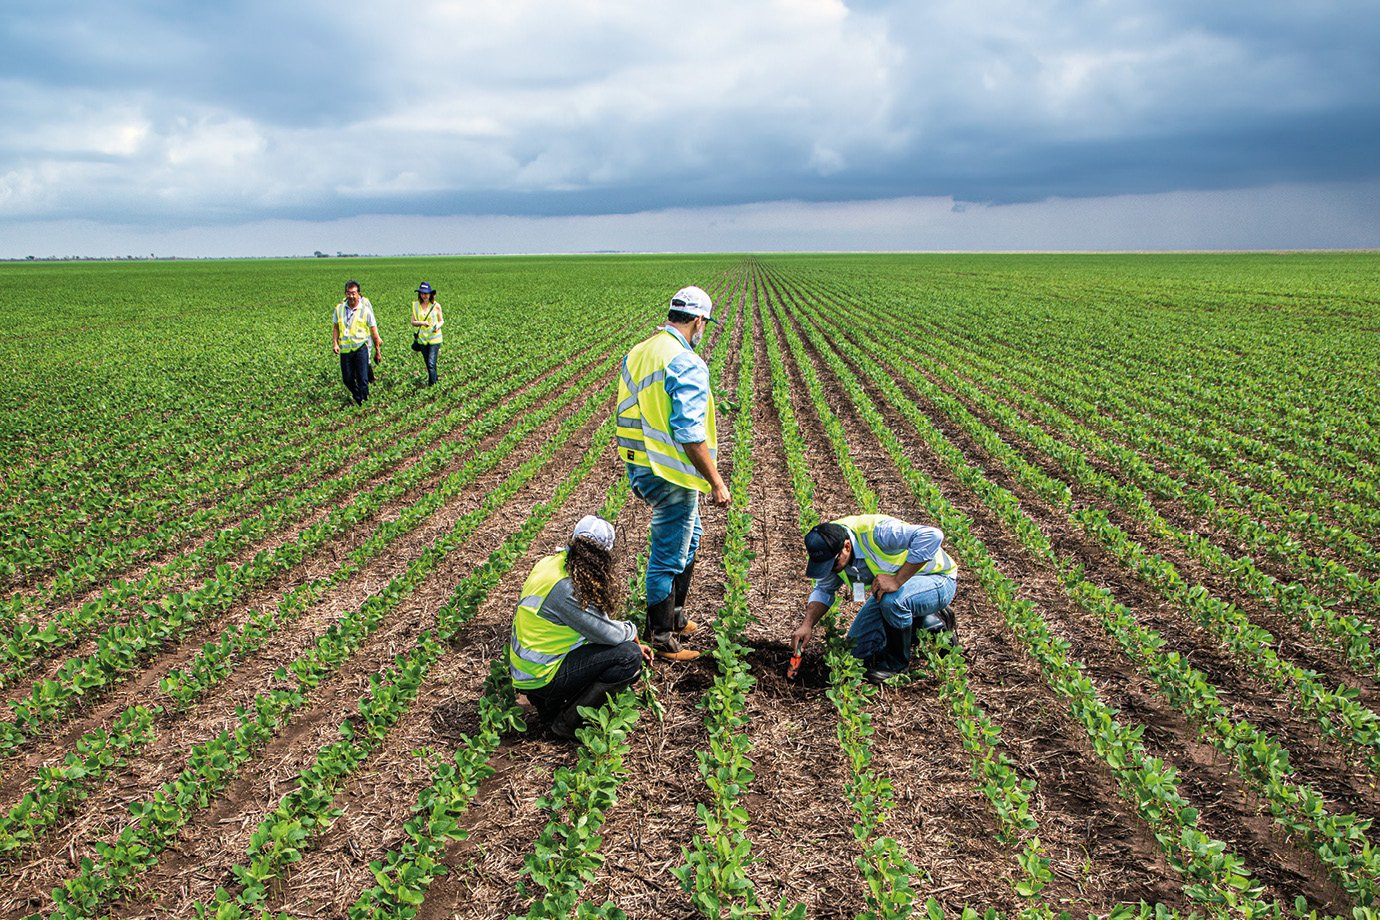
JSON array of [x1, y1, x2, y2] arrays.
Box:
[[790, 514, 957, 683], [332, 280, 383, 405], [616, 286, 730, 661]]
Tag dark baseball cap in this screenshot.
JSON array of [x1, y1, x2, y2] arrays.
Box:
[[804, 522, 848, 579]]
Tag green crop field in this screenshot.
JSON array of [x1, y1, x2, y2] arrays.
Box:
[[0, 252, 1377, 919]]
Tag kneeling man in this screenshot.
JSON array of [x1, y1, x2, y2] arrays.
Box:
[[789, 514, 957, 684]]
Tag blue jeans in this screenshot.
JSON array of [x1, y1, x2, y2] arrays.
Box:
[[626, 464, 701, 606], [420, 343, 440, 385], [847, 574, 956, 669], [340, 346, 370, 404]]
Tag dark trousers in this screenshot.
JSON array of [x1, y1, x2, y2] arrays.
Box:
[[340, 346, 370, 404], [420, 343, 440, 385], [524, 641, 641, 718]]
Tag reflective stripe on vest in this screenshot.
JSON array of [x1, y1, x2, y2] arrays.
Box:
[[614, 328, 717, 493], [508, 552, 586, 689], [836, 514, 958, 586], [412, 301, 442, 344], [336, 301, 371, 351]]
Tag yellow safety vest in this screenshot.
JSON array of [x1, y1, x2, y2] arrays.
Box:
[[615, 328, 718, 492], [508, 552, 585, 689], [836, 514, 958, 587], [411, 301, 442, 345], [335, 300, 372, 352]]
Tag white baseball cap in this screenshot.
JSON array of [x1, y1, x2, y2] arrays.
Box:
[[571, 514, 615, 551], [670, 286, 714, 321]]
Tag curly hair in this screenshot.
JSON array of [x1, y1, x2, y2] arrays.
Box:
[[566, 535, 621, 617]]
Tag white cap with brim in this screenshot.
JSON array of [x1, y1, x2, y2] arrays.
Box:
[[572, 515, 615, 551], [670, 285, 714, 321]]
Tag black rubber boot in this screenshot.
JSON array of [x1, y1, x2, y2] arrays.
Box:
[[549, 680, 623, 741], [647, 595, 699, 661], [913, 605, 957, 644], [672, 560, 698, 634], [864, 622, 914, 685]]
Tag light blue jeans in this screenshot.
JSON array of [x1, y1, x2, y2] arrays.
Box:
[[626, 464, 702, 606], [847, 574, 956, 667]]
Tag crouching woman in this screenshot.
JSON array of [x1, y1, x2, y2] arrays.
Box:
[[508, 515, 652, 739]]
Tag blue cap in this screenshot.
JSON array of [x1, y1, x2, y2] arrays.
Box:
[[416, 282, 434, 295], [804, 522, 847, 579]]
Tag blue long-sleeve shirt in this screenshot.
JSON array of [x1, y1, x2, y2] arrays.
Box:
[[808, 518, 951, 607], [660, 326, 712, 443]]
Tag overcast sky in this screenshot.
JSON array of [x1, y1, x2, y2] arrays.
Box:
[[2, 0, 1378, 257]]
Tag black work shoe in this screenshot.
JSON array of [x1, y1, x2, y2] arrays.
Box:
[[914, 605, 957, 642], [863, 668, 901, 685]]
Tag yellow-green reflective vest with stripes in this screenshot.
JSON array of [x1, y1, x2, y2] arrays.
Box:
[[411, 301, 442, 345], [836, 514, 958, 588], [615, 329, 718, 493], [508, 551, 584, 690], [335, 300, 371, 352]]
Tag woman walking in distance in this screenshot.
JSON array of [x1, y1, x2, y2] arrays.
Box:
[[410, 281, 444, 386]]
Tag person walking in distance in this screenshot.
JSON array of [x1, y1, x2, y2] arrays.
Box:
[[409, 281, 444, 386], [332, 280, 382, 405], [615, 285, 730, 661], [508, 516, 653, 740]]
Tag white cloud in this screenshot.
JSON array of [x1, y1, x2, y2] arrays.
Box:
[[165, 117, 267, 170]]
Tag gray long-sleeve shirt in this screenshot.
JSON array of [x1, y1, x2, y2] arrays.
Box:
[[540, 578, 636, 646]]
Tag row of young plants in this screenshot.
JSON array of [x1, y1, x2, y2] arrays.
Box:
[[0, 354, 624, 864], [508, 473, 659, 920], [339, 279, 742, 920], [32, 384, 617, 920], [769, 274, 1300, 917], [758, 279, 931, 917], [784, 279, 1380, 908], [511, 687, 642, 920], [0, 350, 621, 766], [760, 278, 1048, 916], [343, 662, 525, 920], [673, 290, 804, 920], [920, 337, 1380, 592], [0, 706, 156, 861], [804, 278, 1380, 778]]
